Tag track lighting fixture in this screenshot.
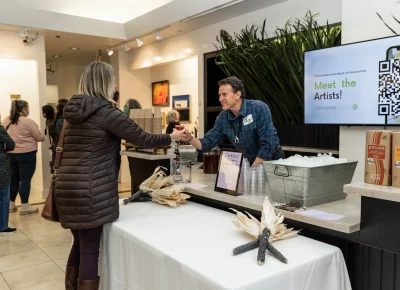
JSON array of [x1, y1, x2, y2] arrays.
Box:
[[155, 32, 163, 41], [136, 38, 143, 47], [123, 44, 131, 52], [107, 48, 114, 56]]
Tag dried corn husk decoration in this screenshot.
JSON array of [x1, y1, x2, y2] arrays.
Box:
[[231, 196, 300, 265], [231, 196, 300, 242], [140, 166, 190, 207]]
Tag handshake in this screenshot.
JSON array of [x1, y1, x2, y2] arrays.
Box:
[[169, 127, 193, 142]]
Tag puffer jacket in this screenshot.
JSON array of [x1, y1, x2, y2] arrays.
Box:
[[0, 126, 15, 188], [55, 95, 171, 229]]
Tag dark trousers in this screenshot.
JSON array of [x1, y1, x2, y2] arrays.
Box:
[[0, 185, 10, 231], [8, 151, 37, 203], [67, 226, 103, 280]]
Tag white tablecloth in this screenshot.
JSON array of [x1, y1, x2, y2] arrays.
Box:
[[99, 201, 351, 290]]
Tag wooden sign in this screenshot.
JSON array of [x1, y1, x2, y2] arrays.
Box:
[[214, 150, 244, 196]]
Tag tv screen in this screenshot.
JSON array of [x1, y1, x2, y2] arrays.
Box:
[[304, 35, 400, 125]]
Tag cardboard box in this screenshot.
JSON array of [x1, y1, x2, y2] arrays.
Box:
[[365, 130, 392, 186], [392, 132, 400, 187]]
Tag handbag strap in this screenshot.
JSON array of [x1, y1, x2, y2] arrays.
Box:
[[53, 120, 67, 171]]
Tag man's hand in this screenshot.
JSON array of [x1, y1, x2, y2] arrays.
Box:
[[182, 129, 193, 142], [252, 157, 265, 167]]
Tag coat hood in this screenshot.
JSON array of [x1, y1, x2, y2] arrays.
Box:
[[64, 95, 111, 124]]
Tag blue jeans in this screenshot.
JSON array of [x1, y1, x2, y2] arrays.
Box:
[[0, 185, 10, 231], [8, 151, 37, 203]]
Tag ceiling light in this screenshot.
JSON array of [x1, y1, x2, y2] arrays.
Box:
[[123, 44, 131, 52], [70, 47, 79, 50], [185, 48, 192, 53], [136, 38, 143, 47], [18, 29, 27, 38], [155, 32, 163, 41], [154, 56, 162, 61], [52, 55, 62, 58], [107, 48, 113, 56]]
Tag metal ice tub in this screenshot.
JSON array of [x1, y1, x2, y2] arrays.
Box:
[[263, 161, 358, 207]]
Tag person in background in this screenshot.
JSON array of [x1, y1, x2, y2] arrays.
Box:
[[55, 61, 186, 290], [0, 115, 16, 235], [55, 99, 68, 138], [2, 100, 45, 215], [42, 105, 57, 173], [166, 110, 181, 134], [123, 98, 142, 115], [182, 76, 284, 167]]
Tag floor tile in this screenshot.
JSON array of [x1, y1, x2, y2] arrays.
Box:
[[0, 232, 29, 243], [11, 217, 55, 230], [41, 243, 71, 260], [0, 249, 51, 272], [20, 224, 65, 240], [0, 236, 38, 257], [30, 231, 72, 249], [0, 274, 10, 290], [20, 278, 64, 290], [2, 262, 63, 290], [54, 258, 68, 272]]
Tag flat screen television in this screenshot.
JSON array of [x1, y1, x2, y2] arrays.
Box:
[[304, 35, 400, 125]]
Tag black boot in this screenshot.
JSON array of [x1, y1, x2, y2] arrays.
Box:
[[65, 266, 79, 290], [77, 277, 100, 290]]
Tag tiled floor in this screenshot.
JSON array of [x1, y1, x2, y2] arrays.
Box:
[[0, 184, 131, 289]]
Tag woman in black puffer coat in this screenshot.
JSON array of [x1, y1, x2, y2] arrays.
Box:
[[0, 117, 15, 235], [55, 61, 186, 290]]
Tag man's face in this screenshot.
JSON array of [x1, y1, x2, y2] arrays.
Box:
[[218, 84, 240, 111]]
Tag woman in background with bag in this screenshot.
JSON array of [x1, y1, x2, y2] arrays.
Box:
[[2, 100, 45, 215], [54, 61, 186, 290], [0, 115, 16, 235]]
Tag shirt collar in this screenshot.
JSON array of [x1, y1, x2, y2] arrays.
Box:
[[228, 99, 247, 120]]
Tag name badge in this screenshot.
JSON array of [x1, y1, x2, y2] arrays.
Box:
[[243, 114, 253, 126]]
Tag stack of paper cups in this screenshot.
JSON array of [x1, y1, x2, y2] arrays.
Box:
[[144, 109, 153, 134], [237, 159, 250, 195], [153, 108, 162, 134]]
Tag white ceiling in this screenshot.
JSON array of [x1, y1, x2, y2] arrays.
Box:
[[13, 0, 175, 23]]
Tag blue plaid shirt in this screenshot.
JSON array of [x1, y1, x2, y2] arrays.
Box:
[[200, 99, 280, 165]]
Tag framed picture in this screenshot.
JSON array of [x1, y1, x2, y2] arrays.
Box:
[[214, 149, 244, 196], [172, 94, 190, 121], [152, 80, 169, 106], [10, 94, 21, 101]]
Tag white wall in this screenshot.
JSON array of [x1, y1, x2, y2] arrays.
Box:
[[46, 85, 58, 104], [128, 0, 342, 136], [46, 63, 87, 99], [150, 56, 199, 133], [340, 0, 398, 182], [0, 30, 48, 198]]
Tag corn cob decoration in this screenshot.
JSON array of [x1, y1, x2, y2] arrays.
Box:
[[231, 196, 299, 265]]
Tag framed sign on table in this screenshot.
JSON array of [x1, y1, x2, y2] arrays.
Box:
[[214, 149, 244, 196]]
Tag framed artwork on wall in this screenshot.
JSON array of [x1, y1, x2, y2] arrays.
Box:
[[10, 94, 21, 101], [152, 80, 169, 106], [172, 95, 190, 122]]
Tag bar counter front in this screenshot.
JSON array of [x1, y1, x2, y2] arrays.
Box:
[[118, 150, 400, 290]]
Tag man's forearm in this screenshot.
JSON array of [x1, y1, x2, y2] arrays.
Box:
[[188, 137, 202, 150]]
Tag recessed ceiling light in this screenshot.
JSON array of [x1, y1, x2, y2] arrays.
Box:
[[185, 48, 192, 53], [154, 56, 162, 61], [70, 47, 79, 50], [53, 55, 62, 58]]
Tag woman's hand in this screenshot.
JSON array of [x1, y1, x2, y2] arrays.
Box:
[[169, 128, 187, 141], [181, 129, 193, 142]]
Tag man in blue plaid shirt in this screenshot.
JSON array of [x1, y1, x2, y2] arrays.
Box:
[[182, 76, 283, 167]]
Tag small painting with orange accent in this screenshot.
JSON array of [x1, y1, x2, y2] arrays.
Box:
[[152, 80, 169, 106]]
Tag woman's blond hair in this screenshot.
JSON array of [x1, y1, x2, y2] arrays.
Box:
[[166, 110, 180, 124], [78, 61, 115, 102]]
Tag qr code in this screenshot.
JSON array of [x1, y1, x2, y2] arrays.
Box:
[[378, 59, 400, 116]]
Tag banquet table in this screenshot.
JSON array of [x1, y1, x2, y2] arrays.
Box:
[[99, 200, 352, 290]]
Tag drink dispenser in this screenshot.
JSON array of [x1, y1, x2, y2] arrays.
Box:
[[203, 147, 221, 174]]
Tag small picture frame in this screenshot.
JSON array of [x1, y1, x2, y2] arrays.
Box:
[[214, 149, 244, 196], [152, 80, 169, 106]]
